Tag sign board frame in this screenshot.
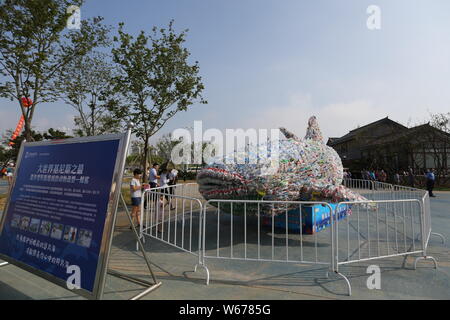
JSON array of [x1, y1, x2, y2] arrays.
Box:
[[0, 130, 131, 300]]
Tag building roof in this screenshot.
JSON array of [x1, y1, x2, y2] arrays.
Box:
[[326, 137, 338, 144], [327, 117, 408, 146], [362, 123, 450, 149]]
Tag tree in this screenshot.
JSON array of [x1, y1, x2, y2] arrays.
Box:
[[2, 128, 72, 163], [42, 128, 73, 140], [111, 20, 207, 181], [424, 112, 450, 184], [0, 0, 109, 141], [152, 134, 181, 161], [54, 51, 121, 136], [429, 112, 450, 134], [0, 144, 14, 170]]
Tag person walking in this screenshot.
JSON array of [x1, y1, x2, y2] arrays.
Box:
[[425, 169, 436, 197]]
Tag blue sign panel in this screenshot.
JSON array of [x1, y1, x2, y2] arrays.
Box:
[[0, 139, 120, 293]]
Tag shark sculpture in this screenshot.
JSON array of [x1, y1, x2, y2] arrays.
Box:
[[197, 116, 367, 216]]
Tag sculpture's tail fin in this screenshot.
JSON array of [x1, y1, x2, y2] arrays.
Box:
[[305, 116, 323, 142], [279, 127, 299, 141]]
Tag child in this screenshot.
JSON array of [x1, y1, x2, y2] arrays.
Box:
[[130, 168, 143, 229]]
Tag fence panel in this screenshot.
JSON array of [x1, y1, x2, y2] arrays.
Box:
[[202, 200, 335, 267], [135, 181, 437, 294], [334, 199, 424, 267], [140, 187, 203, 259]]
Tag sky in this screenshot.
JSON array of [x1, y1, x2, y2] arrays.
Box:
[[1, 0, 450, 144]]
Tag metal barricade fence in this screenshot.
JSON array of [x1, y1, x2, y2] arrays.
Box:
[[345, 179, 444, 243], [334, 199, 424, 266], [136, 180, 440, 295], [201, 200, 335, 271], [344, 178, 424, 200], [331, 198, 430, 296], [391, 184, 426, 200], [371, 181, 394, 200], [139, 185, 209, 278], [422, 193, 432, 250], [343, 178, 374, 198], [176, 182, 202, 199]]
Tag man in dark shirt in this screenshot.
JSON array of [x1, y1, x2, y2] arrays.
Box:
[[426, 169, 436, 197]]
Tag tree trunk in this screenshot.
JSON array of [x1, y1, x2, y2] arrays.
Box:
[[142, 135, 149, 183], [91, 104, 95, 136], [24, 117, 33, 142]]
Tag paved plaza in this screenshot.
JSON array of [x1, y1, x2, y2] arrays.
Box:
[[0, 192, 449, 300]]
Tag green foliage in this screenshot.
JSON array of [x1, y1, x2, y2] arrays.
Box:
[[110, 20, 207, 180], [151, 134, 181, 160], [1, 128, 72, 163], [0, 0, 109, 140], [429, 112, 450, 134], [54, 51, 121, 136]]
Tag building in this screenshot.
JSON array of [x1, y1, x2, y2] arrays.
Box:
[[327, 117, 450, 175]]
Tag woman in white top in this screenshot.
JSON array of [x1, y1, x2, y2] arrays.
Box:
[[130, 169, 143, 228], [159, 168, 170, 203]]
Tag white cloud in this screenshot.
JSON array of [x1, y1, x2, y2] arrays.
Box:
[[250, 93, 392, 140]]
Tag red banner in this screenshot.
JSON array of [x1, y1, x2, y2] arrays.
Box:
[[9, 115, 25, 146]]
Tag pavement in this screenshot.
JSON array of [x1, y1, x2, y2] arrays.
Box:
[[0, 180, 8, 195], [0, 191, 449, 300]]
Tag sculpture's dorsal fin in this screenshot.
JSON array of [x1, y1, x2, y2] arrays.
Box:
[[305, 116, 323, 142], [280, 127, 299, 141]]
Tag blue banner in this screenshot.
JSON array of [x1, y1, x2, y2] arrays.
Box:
[[0, 139, 120, 293]]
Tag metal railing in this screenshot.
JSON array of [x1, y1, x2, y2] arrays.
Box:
[[137, 179, 442, 295], [202, 200, 335, 269], [139, 184, 209, 279], [333, 199, 424, 266], [344, 178, 444, 245]]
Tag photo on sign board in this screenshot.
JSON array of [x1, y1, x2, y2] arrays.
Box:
[[63, 226, 77, 243], [50, 223, 64, 240], [19, 216, 30, 231], [11, 214, 21, 228], [77, 229, 93, 248], [29, 218, 41, 233], [39, 220, 52, 236]]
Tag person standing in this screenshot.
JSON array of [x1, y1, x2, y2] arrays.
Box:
[[394, 172, 400, 185], [6, 164, 13, 181], [380, 170, 387, 183], [168, 168, 178, 210], [370, 170, 376, 181], [425, 169, 436, 197], [6, 163, 14, 191], [408, 166, 415, 188], [130, 169, 143, 228], [159, 167, 170, 203], [149, 163, 160, 189]]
